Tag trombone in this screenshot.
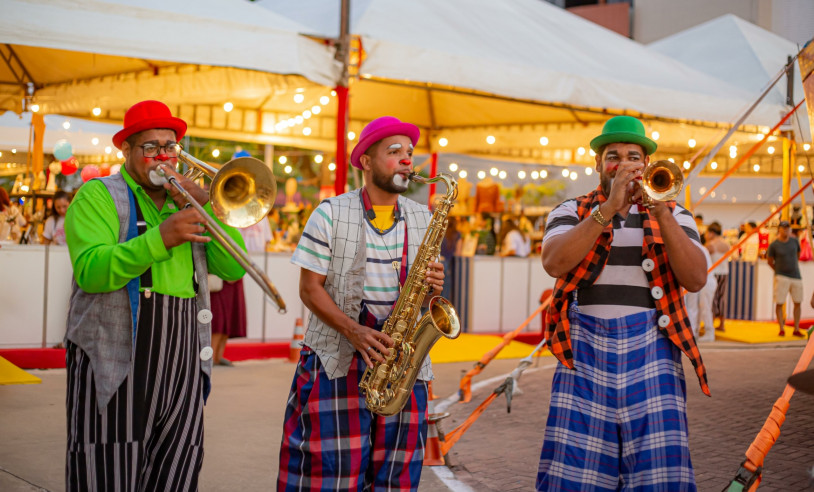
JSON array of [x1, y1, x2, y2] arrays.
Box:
[[156, 149, 287, 313]]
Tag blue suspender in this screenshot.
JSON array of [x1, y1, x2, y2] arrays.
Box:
[[125, 188, 140, 340]]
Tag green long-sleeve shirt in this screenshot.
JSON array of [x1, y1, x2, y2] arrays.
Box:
[[65, 166, 246, 298]]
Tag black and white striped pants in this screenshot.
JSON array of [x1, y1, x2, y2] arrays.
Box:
[[66, 293, 205, 492]]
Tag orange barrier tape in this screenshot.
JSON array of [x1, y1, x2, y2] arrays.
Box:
[[458, 298, 551, 403], [693, 100, 804, 210], [734, 334, 814, 490], [440, 392, 498, 455]]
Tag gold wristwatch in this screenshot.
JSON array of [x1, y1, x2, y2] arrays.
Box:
[[591, 207, 611, 227]]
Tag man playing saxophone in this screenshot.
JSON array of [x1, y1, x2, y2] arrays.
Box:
[[277, 116, 445, 491], [538, 116, 709, 491]]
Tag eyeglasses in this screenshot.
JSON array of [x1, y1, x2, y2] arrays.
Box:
[[136, 142, 179, 158]]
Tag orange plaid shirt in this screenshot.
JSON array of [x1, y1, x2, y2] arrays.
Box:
[[545, 186, 710, 396]]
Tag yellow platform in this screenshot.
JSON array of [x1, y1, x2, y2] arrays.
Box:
[[0, 356, 41, 385], [714, 320, 810, 344], [430, 333, 551, 364]]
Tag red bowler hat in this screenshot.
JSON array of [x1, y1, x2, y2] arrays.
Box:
[[350, 116, 420, 169], [112, 100, 187, 149]]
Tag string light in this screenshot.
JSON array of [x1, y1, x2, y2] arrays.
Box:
[[438, 138, 448, 147], [539, 137, 549, 146], [92, 107, 102, 116], [328, 162, 336, 171], [804, 143, 811, 151], [561, 168, 569, 177], [710, 161, 718, 170], [116, 151, 123, 159], [31, 104, 39, 112], [487, 167, 497, 176], [284, 165, 292, 174], [279, 156, 287, 164], [63, 121, 71, 130], [541, 170, 548, 178], [303, 127, 312, 136], [212, 149, 220, 157], [585, 167, 593, 175], [477, 170, 486, 179], [589, 149, 596, 156], [449, 163, 458, 172], [531, 171, 539, 179], [293, 94, 304, 104], [303, 110, 312, 119], [577, 147, 586, 156], [223, 102, 234, 112], [498, 170, 507, 179], [652, 131, 660, 141], [348, 131, 356, 141], [767, 146, 775, 154], [486, 135, 496, 145], [312, 106, 321, 114], [518, 170, 526, 179], [688, 138, 696, 148], [105, 146, 112, 154], [798, 165, 805, 172], [91, 138, 99, 145], [459, 170, 468, 178], [320, 96, 330, 105], [753, 164, 760, 172], [314, 155, 324, 164], [683, 161, 691, 170], [569, 172, 577, 181]]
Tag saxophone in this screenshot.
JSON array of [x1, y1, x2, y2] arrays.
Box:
[[359, 172, 462, 416]]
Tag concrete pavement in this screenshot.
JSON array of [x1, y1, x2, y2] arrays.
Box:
[[1, 341, 813, 491]]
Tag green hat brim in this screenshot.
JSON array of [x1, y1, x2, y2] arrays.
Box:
[[590, 132, 657, 155]]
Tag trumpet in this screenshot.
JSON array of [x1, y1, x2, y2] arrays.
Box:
[[155, 149, 287, 313], [638, 159, 684, 208]]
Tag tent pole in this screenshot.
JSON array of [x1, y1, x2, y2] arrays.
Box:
[[334, 0, 351, 197], [429, 152, 438, 206]]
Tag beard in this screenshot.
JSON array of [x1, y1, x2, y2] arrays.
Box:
[[599, 172, 612, 197], [372, 172, 410, 194]]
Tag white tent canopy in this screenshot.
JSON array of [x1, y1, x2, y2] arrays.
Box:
[[649, 14, 811, 142], [260, 0, 778, 126], [0, 0, 339, 113]]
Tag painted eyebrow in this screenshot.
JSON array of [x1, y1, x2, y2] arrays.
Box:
[[387, 143, 403, 150]]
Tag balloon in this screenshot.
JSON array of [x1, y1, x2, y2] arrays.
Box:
[[81, 165, 101, 182], [61, 156, 78, 175], [99, 163, 111, 177], [110, 163, 122, 175], [233, 150, 251, 158], [54, 139, 73, 161]]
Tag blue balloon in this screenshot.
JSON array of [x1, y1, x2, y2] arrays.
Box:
[[53, 140, 73, 161], [233, 150, 251, 158]]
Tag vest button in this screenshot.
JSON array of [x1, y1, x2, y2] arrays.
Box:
[[200, 346, 214, 361], [642, 259, 655, 272], [651, 286, 664, 300], [657, 314, 671, 328], [197, 309, 213, 324]]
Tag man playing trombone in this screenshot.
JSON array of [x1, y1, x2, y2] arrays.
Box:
[[64, 100, 246, 491], [538, 116, 709, 491]]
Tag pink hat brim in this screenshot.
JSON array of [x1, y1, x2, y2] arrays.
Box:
[[350, 122, 420, 169]]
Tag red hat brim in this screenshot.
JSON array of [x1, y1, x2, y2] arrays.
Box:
[[350, 122, 420, 169], [112, 116, 187, 149]]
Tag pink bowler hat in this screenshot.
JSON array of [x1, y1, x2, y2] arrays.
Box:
[[112, 100, 187, 149], [350, 116, 420, 169]]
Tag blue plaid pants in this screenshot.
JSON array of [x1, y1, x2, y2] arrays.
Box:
[[537, 309, 696, 491]]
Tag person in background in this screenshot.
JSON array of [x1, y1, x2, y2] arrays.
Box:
[[475, 213, 497, 255], [41, 191, 71, 246], [694, 213, 706, 244], [767, 220, 804, 337], [685, 246, 717, 339], [440, 215, 462, 301], [0, 187, 27, 243], [539, 115, 708, 491], [277, 116, 445, 490], [63, 100, 246, 490], [705, 221, 730, 332], [499, 215, 531, 257]]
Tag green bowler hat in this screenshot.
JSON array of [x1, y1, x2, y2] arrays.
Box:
[[589, 115, 657, 155]]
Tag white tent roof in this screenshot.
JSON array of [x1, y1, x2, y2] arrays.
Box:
[[649, 14, 810, 141], [0, 0, 339, 112], [259, 0, 777, 125]]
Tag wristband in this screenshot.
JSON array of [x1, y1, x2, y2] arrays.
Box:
[[591, 207, 611, 227]]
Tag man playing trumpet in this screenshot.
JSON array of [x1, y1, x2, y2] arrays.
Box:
[[64, 100, 246, 491], [538, 116, 709, 491]]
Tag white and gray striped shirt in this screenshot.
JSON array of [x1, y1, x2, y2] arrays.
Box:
[[292, 201, 404, 322], [544, 201, 703, 319]]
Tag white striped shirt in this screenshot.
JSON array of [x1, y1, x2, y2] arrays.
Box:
[[544, 201, 703, 319], [291, 201, 404, 322]]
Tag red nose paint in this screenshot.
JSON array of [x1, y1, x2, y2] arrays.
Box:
[[399, 159, 411, 166]]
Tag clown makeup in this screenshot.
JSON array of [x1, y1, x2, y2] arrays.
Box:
[[392, 173, 410, 191]]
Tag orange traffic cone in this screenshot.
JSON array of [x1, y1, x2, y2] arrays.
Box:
[[423, 396, 449, 466], [289, 318, 304, 362]]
